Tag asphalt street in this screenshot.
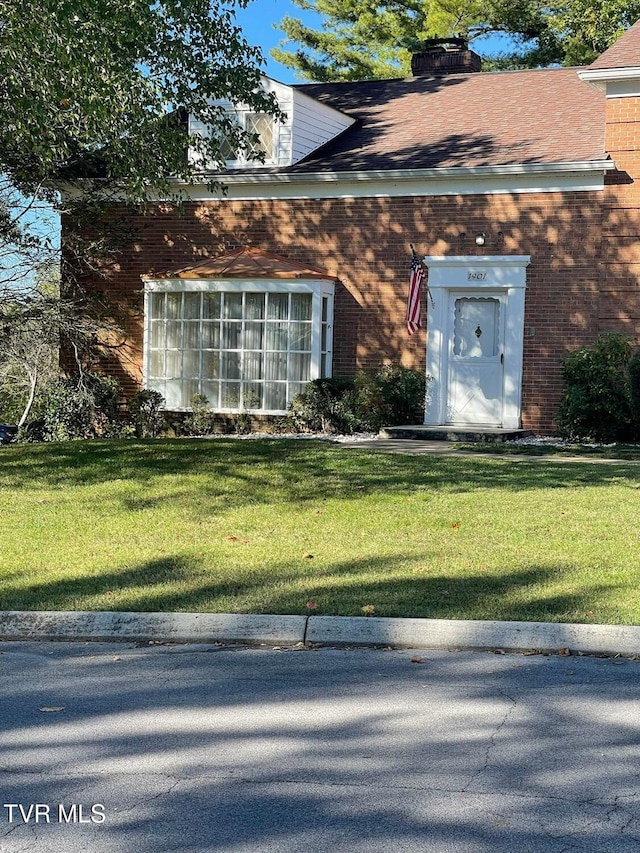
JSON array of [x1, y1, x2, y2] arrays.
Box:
[[0, 641, 639, 852]]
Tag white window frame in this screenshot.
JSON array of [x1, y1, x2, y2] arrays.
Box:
[[143, 277, 335, 415], [216, 108, 279, 168]]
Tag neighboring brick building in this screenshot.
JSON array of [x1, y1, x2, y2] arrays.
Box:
[[84, 24, 640, 433]]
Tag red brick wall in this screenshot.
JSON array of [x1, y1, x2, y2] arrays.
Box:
[[73, 175, 640, 433], [601, 95, 640, 344]]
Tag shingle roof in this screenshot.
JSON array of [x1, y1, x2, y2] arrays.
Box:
[[291, 67, 605, 172], [144, 247, 340, 280], [590, 19, 640, 70]]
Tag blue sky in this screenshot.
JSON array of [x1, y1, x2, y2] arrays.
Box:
[[234, 0, 517, 84], [234, 0, 320, 83]]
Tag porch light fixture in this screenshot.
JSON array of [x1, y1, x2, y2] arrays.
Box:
[[475, 233, 486, 246]]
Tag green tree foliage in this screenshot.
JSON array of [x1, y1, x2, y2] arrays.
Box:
[[272, 0, 640, 81], [0, 0, 280, 290]]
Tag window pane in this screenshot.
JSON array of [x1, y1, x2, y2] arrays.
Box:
[[288, 382, 307, 402], [183, 350, 199, 378], [148, 377, 164, 399], [202, 322, 220, 349], [166, 350, 181, 378], [149, 293, 165, 320], [202, 351, 220, 378], [222, 322, 241, 349], [183, 321, 200, 349], [221, 351, 241, 380], [164, 380, 182, 409], [243, 382, 262, 410], [263, 382, 286, 411], [244, 351, 262, 380], [289, 323, 312, 351], [266, 323, 288, 350], [203, 292, 221, 319], [223, 292, 243, 319], [288, 353, 311, 382], [150, 321, 164, 348], [202, 381, 219, 408], [148, 350, 164, 378], [183, 292, 200, 319], [267, 293, 288, 320], [166, 321, 181, 348], [291, 293, 312, 321], [183, 380, 199, 406], [244, 322, 263, 349], [245, 113, 274, 160], [264, 351, 287, 380], [166, 292, 182, 319], [221, 382, 240, 408], [245, 293, 265, 320]]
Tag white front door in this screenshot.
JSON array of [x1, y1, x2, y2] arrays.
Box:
[[446, 293, 505, 425], [423, 256, 530, 430]]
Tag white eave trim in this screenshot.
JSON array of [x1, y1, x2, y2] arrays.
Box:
[[176, 160, 615, 201], [578, 66, 640, 94]]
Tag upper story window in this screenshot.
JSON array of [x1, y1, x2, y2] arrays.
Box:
[[217, 110, 277, 166]]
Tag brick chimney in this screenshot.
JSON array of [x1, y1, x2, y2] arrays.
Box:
[[411, 37, 482, 76]]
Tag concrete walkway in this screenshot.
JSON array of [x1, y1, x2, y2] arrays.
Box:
[[1, 610, 639, 658], [335, 436, 640, 463]]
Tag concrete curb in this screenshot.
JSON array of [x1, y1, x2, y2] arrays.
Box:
[[1, 611, 640, 656], [0, 611, 306, 646], [307, 616, 640, 656]]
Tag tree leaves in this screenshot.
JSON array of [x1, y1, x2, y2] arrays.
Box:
[[271, 0, 640, 80]]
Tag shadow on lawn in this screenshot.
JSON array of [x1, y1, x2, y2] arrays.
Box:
[[0, 552, 616, 624], [1, 440, 639, 508]]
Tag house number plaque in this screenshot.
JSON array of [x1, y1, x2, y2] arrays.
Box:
[[468, 271, 488, 281]]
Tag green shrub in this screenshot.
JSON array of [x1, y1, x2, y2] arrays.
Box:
[[181, 393, 216, 436], [355, 363, 427, 431], [287, 365, 427, 434], [287, 377, 360, 434], [556, 333, 634, 442], [628, 350, 640, 440], [128, 389, 165, 438], [27, 373, 123, 442]]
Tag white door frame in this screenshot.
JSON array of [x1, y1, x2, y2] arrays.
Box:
[[423, 255, 530, 430]]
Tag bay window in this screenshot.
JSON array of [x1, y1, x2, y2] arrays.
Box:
[[144, 279, 334, 414]]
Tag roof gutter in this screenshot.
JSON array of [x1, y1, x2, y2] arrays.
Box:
[[178, 160, 615, 189]]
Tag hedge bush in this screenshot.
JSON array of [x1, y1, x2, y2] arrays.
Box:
[[287, 364, 427, 434], [556, 333, 635, 443]]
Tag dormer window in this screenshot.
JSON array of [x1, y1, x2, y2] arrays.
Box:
[[218, 110, 276, 165], [187, 75, 354, 172]]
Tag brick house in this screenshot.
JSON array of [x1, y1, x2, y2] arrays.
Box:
[[84, 23, 640, 433]]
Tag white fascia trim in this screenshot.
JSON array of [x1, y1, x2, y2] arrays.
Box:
[[143, 277, 336, 294], [424, 254, 531, 268], [176, 160, 614, 201], [578, 67, 640, 97], [577, 65, 640, 83]]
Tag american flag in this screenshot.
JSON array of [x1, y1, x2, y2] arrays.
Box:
[[406, 247, 424, 336]]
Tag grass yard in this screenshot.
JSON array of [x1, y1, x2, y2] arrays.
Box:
[[0, 438, 639, 625]]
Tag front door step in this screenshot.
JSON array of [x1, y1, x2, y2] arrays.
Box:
[[379, 425, 533, 443]]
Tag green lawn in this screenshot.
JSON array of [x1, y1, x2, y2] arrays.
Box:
[[1, 438, 639, 625]]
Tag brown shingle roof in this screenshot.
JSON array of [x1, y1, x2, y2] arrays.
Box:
[[292, 67, 605, 172], [590, 19, 640, 70], [145, 247, 340, 280]]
